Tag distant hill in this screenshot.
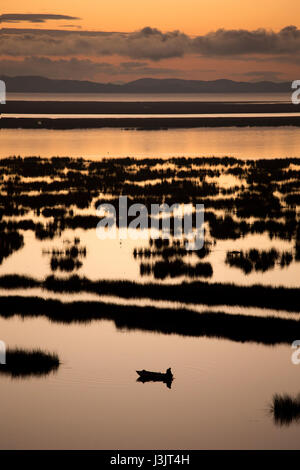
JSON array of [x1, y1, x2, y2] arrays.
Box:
[[0, 76, 291, 93]]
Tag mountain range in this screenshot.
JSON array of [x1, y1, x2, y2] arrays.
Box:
[[0, 76, 291, 93]]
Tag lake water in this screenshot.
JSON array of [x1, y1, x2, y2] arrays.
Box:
[[1, 315, 300, 450], [1, 126, 300, 160]]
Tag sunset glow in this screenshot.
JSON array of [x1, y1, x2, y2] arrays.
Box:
[[2, 0, 300, 81]]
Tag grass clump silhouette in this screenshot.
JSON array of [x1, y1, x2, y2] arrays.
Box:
[[0, 231, 24, 264], [0, 348, 60, 378], [271, 393, 300, 426]]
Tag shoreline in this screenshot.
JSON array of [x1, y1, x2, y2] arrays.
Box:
[[1, 116, 300, 129]]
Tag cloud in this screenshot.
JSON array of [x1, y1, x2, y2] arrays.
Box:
[[192, 26, 300, 57], [0, 14, 80, 24], [2, 25, 300, 64], [0, 57, 183, 80]]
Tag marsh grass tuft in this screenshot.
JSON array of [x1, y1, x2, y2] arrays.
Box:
[[271, 393, 300, 426]]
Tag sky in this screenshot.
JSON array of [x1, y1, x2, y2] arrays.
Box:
[[1, 0, 300, 82]]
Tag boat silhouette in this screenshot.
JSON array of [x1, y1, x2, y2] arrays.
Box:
[[136, 367, 174, 388]]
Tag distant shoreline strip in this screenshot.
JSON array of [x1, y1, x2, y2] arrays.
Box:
[[0, 275, 299, 313]]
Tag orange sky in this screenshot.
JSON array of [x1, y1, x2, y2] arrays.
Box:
[[2, 1, 300, 81], [2, 0, 300, 34]]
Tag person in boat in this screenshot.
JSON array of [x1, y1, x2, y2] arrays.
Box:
[[137, 367, 173, 378]]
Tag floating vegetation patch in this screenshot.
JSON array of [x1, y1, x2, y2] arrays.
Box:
[[140, 260, 213, 279], [133, 239, 211, 260], [0, 156, 300, 284], [0, 274, 300, 312], [0, 348, 60, 378]]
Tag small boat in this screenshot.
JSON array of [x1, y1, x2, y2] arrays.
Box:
[[136, 367, 174, 388]]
